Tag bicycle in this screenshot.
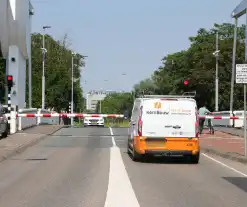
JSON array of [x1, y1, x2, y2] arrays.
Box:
[[205, 112, 214, 135]]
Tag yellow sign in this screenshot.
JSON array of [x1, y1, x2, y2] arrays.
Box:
[[154, 102, 162, 109]]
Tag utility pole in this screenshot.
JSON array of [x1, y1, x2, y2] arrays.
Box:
[[215, 31, 219, 111], [41, 26, 51, 109], [230, 18, 238, 113], [71, 53, 75, 127]]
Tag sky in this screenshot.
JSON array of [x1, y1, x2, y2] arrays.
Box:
[[31, 0, 246, 96]]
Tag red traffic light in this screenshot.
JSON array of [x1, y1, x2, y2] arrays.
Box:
[[7, 75, 13, 88], [183, 80, 189, 85], [7, 75, 13, 81]]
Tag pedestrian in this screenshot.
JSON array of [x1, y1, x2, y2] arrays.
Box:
[[198, 104, 211, 135]]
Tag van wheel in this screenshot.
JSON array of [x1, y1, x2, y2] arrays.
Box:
[[189, 153, 200, 164], [127, 139, 131, 155], [2, 130, 8, 138], [132, 147, 143, 162]]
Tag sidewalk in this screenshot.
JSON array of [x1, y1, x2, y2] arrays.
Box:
[[200, 130, 247, 163], [215, 126, 246, 137], [0, 125, 64, 162]]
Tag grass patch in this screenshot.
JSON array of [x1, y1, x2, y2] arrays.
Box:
[[104, 120, 130, 128]]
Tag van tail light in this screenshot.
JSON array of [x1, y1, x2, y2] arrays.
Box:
[[195, 111, 199, 138], [138, 119, 142, 136], [195, 120, 199, 137]]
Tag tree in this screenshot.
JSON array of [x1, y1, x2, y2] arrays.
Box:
[[133, 78, 158, 97], [146, 23, 246, 111], [98, 92, 134, 117], [27, 33, 85, 112]]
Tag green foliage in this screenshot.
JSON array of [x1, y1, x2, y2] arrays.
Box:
[[0, 33, 85, 111], [29, 33, 85, 112], [134, 23, 246, 111], [97, 92, 134, 117], [133, 78, 158, 95], [102, 23, 247, 114]]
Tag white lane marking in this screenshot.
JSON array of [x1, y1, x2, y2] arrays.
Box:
[[104, 128, 140, 207], [202, 153, 247, 177], [109, 127, 116, 147]]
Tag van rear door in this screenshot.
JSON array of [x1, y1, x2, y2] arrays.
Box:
[[142, 98, 196, 137]]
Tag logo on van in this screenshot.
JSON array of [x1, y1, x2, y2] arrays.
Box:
[[154, 102, 162, 109]]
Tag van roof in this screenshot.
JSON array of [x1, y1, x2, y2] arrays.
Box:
[[138, 94, 195, 99], [135, 95, 196, 102]]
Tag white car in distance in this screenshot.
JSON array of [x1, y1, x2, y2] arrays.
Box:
[[84, 116, 104, 127]]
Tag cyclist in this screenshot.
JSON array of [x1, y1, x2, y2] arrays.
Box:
[[198, 104, 211, 135]]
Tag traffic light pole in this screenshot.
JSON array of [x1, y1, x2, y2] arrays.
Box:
[[6, 75, 13, 134], [7, 88, 11, 134]]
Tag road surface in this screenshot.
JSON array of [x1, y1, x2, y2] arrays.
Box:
[[0, 127, 247, 207]]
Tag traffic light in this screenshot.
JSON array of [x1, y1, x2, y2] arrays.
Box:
[[7, 75, 13, 89], [183, 80, 189, 85]]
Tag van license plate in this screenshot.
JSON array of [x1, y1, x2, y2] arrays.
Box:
[[146, 141, 165, 147], [172, 132, 183, 135]]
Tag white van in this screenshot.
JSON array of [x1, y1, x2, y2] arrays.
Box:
[[127, 95, 200, 163]]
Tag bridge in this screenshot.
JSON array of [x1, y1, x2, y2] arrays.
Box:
[[1, 0, 247, 206]]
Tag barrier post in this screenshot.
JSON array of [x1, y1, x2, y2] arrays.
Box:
[[37, 109, 41, 125], [10, 110, 16, 134], [18, 109, 22, 131]]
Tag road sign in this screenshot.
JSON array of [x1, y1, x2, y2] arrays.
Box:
[[236, 64, 247, 83], [236, 64, 247, 156]]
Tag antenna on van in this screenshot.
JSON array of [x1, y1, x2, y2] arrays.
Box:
[[138, 95, 195, 99]]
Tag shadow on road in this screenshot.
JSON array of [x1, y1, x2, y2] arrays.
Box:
[[124, 151, 198, 165], [222, 177, 247, 193]]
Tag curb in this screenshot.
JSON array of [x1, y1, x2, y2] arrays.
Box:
[[201, 147, 247, 164], [0, 125, 65, 163]]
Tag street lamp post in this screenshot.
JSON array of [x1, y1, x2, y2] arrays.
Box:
[[41, 26, 51, 109], [213, 31, 220, 111], [71, 55, 88, 125], [71, 52, 75, 126], [230, 18, 238, 113]]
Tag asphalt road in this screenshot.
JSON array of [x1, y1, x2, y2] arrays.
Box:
[[0, 127, 247, 206]]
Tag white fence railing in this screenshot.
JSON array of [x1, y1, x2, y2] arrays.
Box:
[[5, 107, 60, 134]]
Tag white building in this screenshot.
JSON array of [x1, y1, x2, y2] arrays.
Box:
[[86, 90, 118, 111], [0, 0, 34, 109]]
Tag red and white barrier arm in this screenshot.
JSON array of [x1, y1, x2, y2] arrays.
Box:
[[199, 116, 243, 120], [16, 113, 124, 118]]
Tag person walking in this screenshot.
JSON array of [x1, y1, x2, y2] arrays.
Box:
[[198, 105, 211, 135]]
